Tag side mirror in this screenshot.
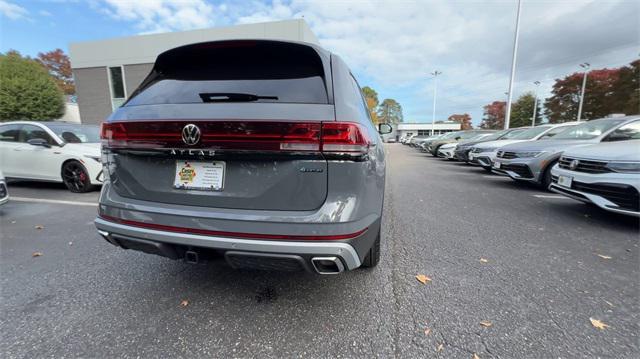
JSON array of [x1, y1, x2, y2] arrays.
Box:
[[378, 123, 393, 135], [455, 136, 461, 140], [27, 138, 51, 148]]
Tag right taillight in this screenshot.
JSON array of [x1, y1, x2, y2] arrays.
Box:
[[321, 122, 371, 155]]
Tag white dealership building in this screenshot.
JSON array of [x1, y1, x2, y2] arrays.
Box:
[[387, 122, 462, 140]]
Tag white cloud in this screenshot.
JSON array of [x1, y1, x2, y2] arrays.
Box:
[[100, 0, 224, 33], [0, 0, 29, 20], [39, 10, 52, 17]]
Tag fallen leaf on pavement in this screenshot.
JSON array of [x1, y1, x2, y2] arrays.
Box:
[[473, 354, 481, 359], [68, 242, 73, 246], [479, 258, 489, 263], [416, 274, 432, 284], [32, 252, 43, 257], [589, 318, 609, 330], [604, 300, 614, 307], [180, 299, 189, 307], [596, 254, 612, 259], [34, 225, 44, 230], [424, 328, 431, 336], [480, 320, 492, 327], [436, 343, 444, 352], [11, 220, 16, 224]]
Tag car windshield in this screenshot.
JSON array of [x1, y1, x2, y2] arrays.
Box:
[[508, 126, 552, 140], [441, 132, 462, 139], [45, 123, 100, 143], [500, 129, 527, 139], [551, 119, 626, 140]]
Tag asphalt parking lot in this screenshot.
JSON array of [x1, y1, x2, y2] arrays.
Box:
[[1, 143, 638, 358]]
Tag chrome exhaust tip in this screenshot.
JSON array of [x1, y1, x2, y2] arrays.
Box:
[[311, 257, 345, 274]]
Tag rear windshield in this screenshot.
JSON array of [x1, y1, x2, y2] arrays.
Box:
[[126, 41, 328, 106], [46, 123, 100, 143]]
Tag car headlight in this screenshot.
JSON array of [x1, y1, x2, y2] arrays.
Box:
[[84, 155, 101, 163], [516, 151, 547, 158], [606, 162, 640, 173]]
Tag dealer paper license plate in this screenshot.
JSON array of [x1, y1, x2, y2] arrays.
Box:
[[557, 175, 572, 188], [174, 161, 225, 191]]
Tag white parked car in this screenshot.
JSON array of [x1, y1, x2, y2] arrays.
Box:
[[0, 169, 8, 205], [468, 122, 579, 171], [437, 142, 457, 160], [549, 140, 640, 217], [0, 121, 103, 193]]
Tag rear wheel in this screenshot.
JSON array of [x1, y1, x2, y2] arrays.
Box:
[[62, 161, 94, 193], [361, 230, 381, 268]]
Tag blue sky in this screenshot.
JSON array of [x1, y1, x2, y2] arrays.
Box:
[[1, 0, 638, 126]]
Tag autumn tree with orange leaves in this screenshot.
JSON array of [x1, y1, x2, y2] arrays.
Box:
[[37, 49, 75, 95], [448, 113, 473, 130]]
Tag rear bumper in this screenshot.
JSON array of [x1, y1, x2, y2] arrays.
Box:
[[95, 217, 366, 272]]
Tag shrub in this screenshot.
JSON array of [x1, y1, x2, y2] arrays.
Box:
[[0, 51, 64, 121]]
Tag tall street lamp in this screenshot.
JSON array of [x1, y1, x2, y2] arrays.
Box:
[[532, 80, 540, 127], [430, 70, 442, 136], [504, 0, 523, 129], [577, 62, 590, 122]]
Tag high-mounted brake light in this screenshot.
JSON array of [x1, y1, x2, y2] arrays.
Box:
[[101, 121, 371, 156]]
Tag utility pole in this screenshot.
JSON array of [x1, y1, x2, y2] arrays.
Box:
[[532, 81, 540, 127], [577, 62, 590, 122], [430, 70, 442, 136], [504, 0, 522, 129]]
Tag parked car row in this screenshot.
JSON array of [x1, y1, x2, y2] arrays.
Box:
[[402, 116, 640, 217]]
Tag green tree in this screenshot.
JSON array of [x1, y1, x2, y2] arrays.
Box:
[[510, 92, 542, 128], [377, 98, 403, 124], [361, 86, 379, 124], [0, 50, 64, 121]]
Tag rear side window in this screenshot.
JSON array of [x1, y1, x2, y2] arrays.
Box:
[[19, 125, 56, 145], [0, 124, 20, 142], [127, 41, 328, 106]]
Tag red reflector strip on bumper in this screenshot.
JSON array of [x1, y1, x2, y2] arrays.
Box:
[[99, 214, 367, 241]]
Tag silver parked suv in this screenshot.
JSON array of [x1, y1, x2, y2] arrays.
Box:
[[94, 40, 390, 274]]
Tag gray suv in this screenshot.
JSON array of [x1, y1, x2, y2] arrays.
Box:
[[95, 40, 389, 274]]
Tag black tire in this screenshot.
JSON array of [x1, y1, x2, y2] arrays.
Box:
[[540, 161, 557, 190], [361, 230, 381, 268], [483, 166, 493, 173], [62, 161, 94, 193]]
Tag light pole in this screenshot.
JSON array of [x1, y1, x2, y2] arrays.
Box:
[[577, 62, 590, 122], [504, 0, 522, 130], [532, 81, 540, 127], [430, 70, 442, 136]]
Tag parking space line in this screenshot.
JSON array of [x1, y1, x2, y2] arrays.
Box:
[[10, 197, 97, 207], [532, 194, 571, 199]]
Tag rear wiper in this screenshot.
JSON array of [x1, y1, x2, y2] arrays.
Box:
[[199, 93, 279, 103]]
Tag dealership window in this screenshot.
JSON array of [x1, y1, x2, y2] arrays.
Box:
[[418, 130, 431, 136], [108, 66, 126, 110]]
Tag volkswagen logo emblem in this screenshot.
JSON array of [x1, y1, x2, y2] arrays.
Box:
[[569, 159, 579, 170], [181, 124, 201, 146]]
